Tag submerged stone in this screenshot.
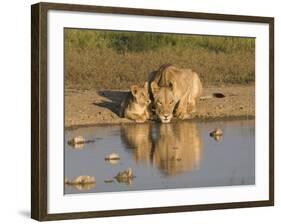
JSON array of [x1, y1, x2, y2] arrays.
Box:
[[65, 175, 96, 191], [104, 153, 120, 161], [65, 175, 95, 184], [67, 136, 96, 149], [68, 136, 85, 146], [210, 128, 223, 137], [104, 179, 114, 183], [114, 168, 135, 185]]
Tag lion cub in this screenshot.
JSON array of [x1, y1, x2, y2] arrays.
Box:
[[120, 82, 151, 123]]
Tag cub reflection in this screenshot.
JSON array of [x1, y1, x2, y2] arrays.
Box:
[[120, 122, 202, 175], [120, 124, 153, 165]]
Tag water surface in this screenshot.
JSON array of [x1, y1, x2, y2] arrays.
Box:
[[64, 119, 255, 194]]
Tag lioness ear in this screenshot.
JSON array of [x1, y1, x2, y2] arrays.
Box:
[[151, 81, 159, 96], [168, 81, 174, 90], [130, 85, 139, 96], [144, 82, 148, 91]]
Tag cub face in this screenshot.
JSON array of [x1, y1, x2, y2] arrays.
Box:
[[151, 82, 178, 123], [131, 82, 151, 107]]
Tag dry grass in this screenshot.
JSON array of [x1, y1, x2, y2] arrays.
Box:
[[65, 29, 255, 90]]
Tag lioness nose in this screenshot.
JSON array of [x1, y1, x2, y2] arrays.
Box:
[[164, 114, 169, 119]]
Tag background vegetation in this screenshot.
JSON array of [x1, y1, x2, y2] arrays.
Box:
[[65, 29, 255, 90]]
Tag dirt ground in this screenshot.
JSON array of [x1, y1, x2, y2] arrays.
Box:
[[65, 85, 255, 128]]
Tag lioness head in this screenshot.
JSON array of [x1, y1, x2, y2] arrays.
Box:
[[151, 81, 178, 123], [130, 82, 151, 107]]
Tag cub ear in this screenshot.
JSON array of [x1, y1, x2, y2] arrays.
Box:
[[144, 82, 149, 91], [130, 85, 139, 96], [151, 81, 159, 96]]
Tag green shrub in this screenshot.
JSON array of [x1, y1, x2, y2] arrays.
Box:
[[65, 29, 255, 90]]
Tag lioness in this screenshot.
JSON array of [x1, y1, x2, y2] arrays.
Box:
[[120, 121, 202, 175], [152, 122, 202, 175], [149, 64, 202, 123], [119, 82, 151, 123]]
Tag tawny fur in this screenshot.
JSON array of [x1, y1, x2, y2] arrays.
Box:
[[149, 64, 202, 123], [119, 82, 151, 123]]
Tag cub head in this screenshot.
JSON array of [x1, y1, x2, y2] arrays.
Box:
[[130, 82, 151, 107], [151, 81, 178, 123]]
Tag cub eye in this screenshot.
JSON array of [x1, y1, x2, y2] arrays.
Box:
[[169, 100, 174, 105], [157, 101, 162, 105]]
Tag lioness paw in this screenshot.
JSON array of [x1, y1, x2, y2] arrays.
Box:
[[175, 109, 191, 120], [135, 118, 146, 123]]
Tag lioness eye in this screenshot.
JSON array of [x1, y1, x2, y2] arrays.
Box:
[[157, 101, 162, 105], [170, 100, 174, 104]]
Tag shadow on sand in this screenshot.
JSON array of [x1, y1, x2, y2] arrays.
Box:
[[93, 90, 128, 115]]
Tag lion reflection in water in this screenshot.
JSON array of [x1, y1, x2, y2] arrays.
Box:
[[120, 122, 202, 175], [120, 124, 153, 165]]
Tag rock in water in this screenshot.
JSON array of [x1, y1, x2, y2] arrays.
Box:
[[74, 183, 95, 191], [105, 153, 120, 161], [114, 168, 135, 185], [65, 175, 96, 191], [74, 175, 95, 184], [210, 128, 223, 137], [104, 179, 114, 183], [68, 136, 85, 146], [213, 135, 223, 142], [67, 136, 96, 149], [65, 175, 95, 184], [72, 142, 85, 150]]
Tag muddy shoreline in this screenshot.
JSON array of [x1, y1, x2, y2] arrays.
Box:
[[65, 85, 255, 129], [65, 115, 255, 131]]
